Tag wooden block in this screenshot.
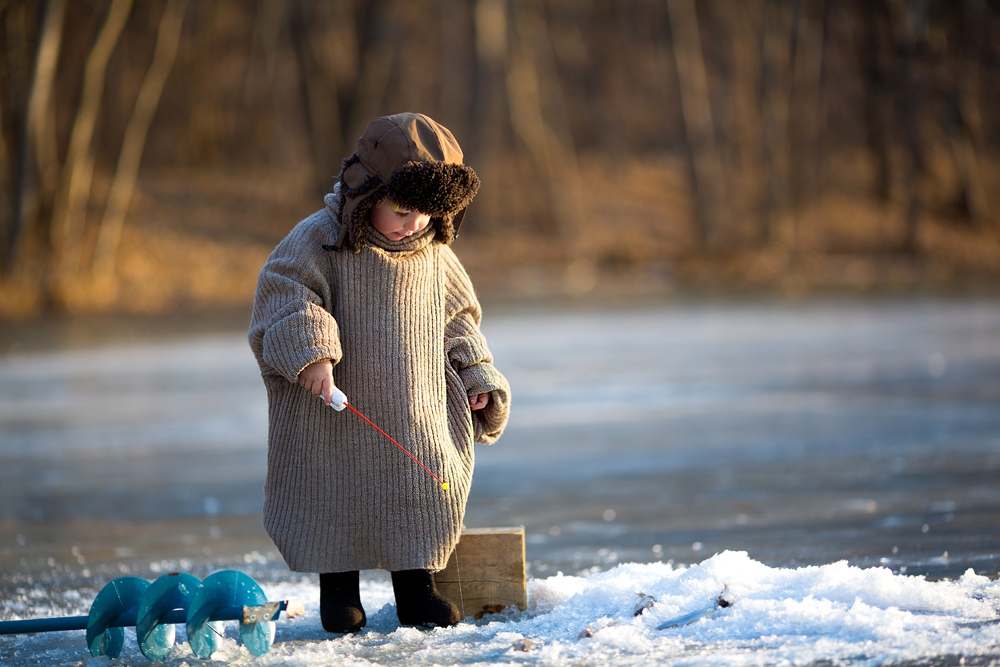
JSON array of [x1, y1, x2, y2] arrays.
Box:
[[436, 526, 526, 619]]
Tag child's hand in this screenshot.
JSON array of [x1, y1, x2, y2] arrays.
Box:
[[299, 360, 335, 404], [469, 393, 490, 411]]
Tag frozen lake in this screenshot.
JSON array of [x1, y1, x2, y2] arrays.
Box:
[[1, 297, 999, 665]]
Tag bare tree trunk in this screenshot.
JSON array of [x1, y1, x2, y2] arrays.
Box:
[[347, 46, 395, 148], [346, 0, 397, 148], [760, 0, 795, 248], [859, 0, 892, 204], [0, 86, 9, 259], [437, 0, 475, 142], [91, 0, 188, 281], [255, 0, 295, 176], [0, 5, 19, 267], [473, 0, 510, 120], [29, 1, 63, 217], [788, 0, 827, 210], [505, 7, 551, 180], [470, 0, 509, 234], [949, 133, 986, 225], [506, 0, 588, 274], [0, 89, 12, 272], [725, 0, 767, 246], [49, 0, 133, 282], [319, 0, 360, 157], [666, 0, 728, 248], [256, 0, 284, 83], [886, 0, 927, 252], [952, 0, 989, 227], [289, 0, 343, 189], [11, 0, 65, 266], [526, 3, 580, 191]]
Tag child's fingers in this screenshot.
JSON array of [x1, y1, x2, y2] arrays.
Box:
[[469, 393, 490, 410], [298, 360, 333, 398]]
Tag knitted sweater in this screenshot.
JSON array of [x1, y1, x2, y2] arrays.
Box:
[[248, 205, 510, 573]]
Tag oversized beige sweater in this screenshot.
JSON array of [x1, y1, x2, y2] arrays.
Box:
[[248, 205, 510, 573]]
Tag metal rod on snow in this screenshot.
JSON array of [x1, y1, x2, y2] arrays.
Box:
[[0, 600, 297, 635]]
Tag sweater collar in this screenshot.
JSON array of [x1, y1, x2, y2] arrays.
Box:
[[324, 192, 436, 255], [364, 220, 436, 254]]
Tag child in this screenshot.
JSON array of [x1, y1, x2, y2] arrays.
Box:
[[248, 113, 510, 632]]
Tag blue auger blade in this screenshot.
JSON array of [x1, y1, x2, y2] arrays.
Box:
[[86, 576, 150, 658], [186, 570, 275, 658], [136, 572, 201, 660], [239, 599, 277, 657]]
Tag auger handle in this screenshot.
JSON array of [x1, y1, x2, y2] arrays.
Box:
[[0, 599, 304, 636]]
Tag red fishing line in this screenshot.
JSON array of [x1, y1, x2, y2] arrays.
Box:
[[344, 403, 449, 490]]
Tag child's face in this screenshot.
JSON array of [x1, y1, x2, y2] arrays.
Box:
[[370, 200, 432, 241]]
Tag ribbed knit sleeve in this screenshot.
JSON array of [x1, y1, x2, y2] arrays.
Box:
[[442, 248, 510, 444], [249, 212, 343, 383]]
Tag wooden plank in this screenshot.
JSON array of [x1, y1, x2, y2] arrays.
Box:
[[436, 527, 526, 619]]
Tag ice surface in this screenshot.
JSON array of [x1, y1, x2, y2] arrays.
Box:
[[3, 300, 1000, 663], [2, 551, 998, 666]]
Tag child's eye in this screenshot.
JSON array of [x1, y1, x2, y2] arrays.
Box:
[[395, 210, 412, 217]]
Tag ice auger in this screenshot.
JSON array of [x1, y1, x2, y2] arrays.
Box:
[[0, 569, 304, 660]]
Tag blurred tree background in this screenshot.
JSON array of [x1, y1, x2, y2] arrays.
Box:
[[0, 0, 997, 317]]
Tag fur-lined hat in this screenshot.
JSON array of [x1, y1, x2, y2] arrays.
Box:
[[330, 113, 480, 251]]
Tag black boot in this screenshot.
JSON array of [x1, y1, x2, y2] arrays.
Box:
[[319, 571, 366, 633], [391, 569, 461, 628]]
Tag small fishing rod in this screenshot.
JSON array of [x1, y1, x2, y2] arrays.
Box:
[[323, 388, 448, 490]]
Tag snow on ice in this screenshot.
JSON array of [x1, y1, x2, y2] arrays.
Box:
[[2, 550, 999, 666]]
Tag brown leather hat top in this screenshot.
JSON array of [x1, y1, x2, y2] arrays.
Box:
[[349, 113, 464, 182], [333, 113, 480, 251]]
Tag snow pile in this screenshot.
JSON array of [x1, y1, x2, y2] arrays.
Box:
[[3, 551, 999, 666]]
